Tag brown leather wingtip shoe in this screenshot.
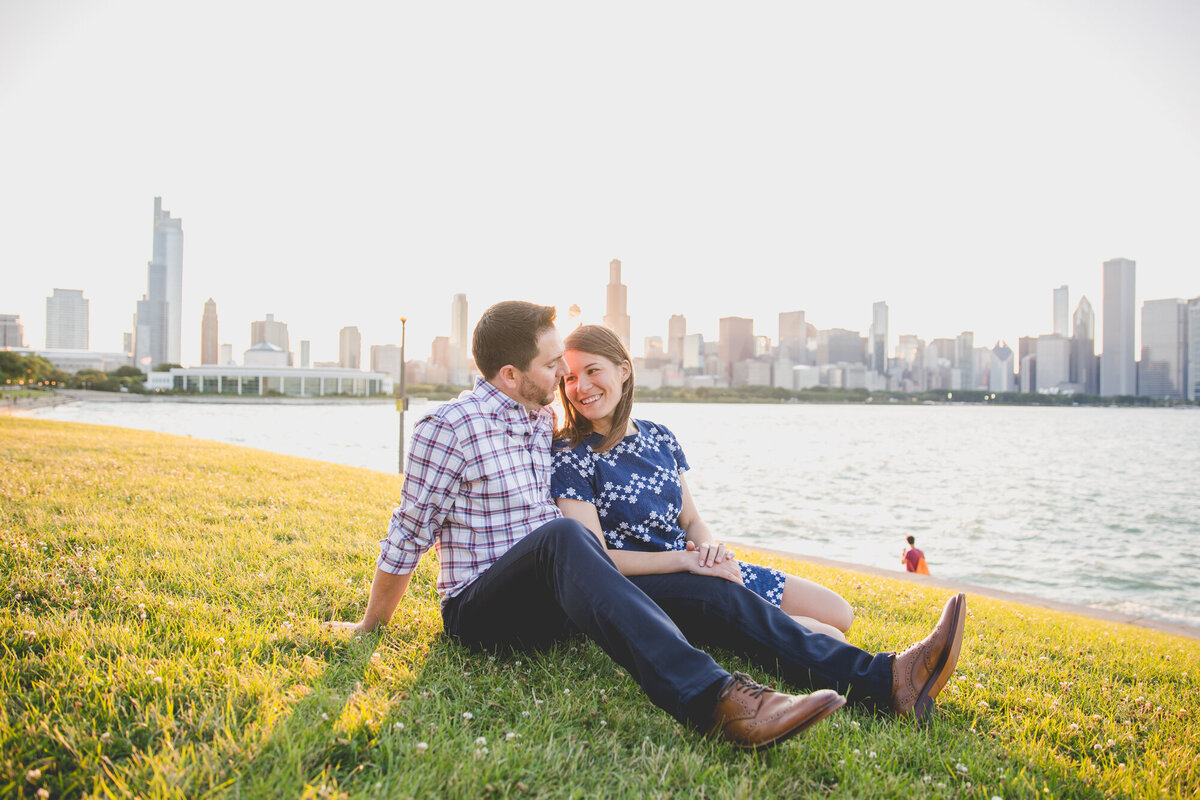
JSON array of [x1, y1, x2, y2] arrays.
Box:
[[892, 592, 966, 720], [709, 672, 846, 750]]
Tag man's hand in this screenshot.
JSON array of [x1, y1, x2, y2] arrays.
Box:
[[322, 619, 375, 635], [324, 568, 413, 635]]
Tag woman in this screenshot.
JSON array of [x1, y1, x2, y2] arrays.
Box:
[[551, 325, 854, 640]]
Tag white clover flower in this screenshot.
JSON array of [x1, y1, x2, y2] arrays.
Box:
[[506, 732, 519, 740], [869, 751, 876, 759], [27, 769, 43, 781], [215, 637, 225, 645], [37, 789, 50, 800], [598, 721, 606, 728], [850, 720, 860, 729], [956, 763, 968, 774], [979, 700, 989, 708], [416, 742, 428, 753], [153, 676, 163, 684], [852, 748, 860, 755], [521, 711, 530, 717], [475, 737, 487, 746], [563, 688, 570, 694], [321, 713, 329, 721], [394, 723, 404, 730], [474, 747, 488, 758], [462, 712, 474, 720]]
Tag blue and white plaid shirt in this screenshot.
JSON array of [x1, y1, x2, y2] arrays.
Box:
[[377, 378, 561, 602]]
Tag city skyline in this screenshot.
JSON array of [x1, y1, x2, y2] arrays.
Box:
[[3, 3, 1200, 363]]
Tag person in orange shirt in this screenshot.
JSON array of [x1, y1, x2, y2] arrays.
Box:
[[902, 536, 930, 574]]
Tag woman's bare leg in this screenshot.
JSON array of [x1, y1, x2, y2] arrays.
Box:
[[788, 615, 847, 641], [780, 575, 855, 634]]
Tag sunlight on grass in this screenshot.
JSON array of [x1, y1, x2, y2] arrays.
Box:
[[2, 417, 1196, 798]]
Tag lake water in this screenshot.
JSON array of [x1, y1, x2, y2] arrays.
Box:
[[27, 398, 1200, 631]]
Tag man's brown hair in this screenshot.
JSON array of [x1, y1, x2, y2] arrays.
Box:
[[472, 301, 558, 380]]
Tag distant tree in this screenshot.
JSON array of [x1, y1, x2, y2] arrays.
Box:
[[153, 363, 183, 372], [111, 365, 146, 378]]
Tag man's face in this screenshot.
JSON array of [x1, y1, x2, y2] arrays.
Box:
[[514, 328, 567, 411]]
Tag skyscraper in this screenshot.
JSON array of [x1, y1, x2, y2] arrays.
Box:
[[300, 340, 311, 368], [682, 333, 704, 373], [870, 301, 888, 374], [132, 198, 183, 367], [989, 341, 1015, 392], [1036, 334, 1071, 392], [778, 311, 806, 363], [1138, 298, 1186, 399], [339, 326, 362, 370], [151, 197, 183, 363], [1187, 297, 1200, 401], [718, 317, 754, 381], [45, 289, 89, 349], [1071, 296, 1097, 394], [449, 293, 469, 385], [603, 259, 630, 350], [1053, 285, 1069, 336], [1101, 257, 1136, 396], [667, 314, 686, 365], [251, 314, 290, 363], [201, 299, 218, 365], [0, 314, 25, 348], [955, 331, 975, 389]]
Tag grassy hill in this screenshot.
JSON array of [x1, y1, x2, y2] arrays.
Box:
[[2, 417, 1196, 799]]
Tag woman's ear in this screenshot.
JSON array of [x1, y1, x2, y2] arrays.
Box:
[[620, 361, 632, 381]]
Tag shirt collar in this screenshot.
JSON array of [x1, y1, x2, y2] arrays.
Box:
[[473, 377, 555, 427]]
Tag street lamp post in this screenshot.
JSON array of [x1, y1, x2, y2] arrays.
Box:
[[398, 317, 407, 474]]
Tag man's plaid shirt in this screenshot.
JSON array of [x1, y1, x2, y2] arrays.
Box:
[[377, 378, 561, 602]]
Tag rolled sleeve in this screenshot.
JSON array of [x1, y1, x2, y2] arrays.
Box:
[[377, 415, 465, 574]]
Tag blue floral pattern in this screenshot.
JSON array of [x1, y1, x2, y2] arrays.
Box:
[[551, 419, 787, 607]]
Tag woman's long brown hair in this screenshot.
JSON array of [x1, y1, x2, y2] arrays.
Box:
[[556, 325, 636, 453]]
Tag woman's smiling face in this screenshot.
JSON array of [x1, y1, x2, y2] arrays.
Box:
[[561, 349, 630, 434]]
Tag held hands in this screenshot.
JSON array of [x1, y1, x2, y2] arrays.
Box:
[[685, 540, 743, 585]]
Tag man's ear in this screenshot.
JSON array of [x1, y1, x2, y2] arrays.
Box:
[[494, 365, 520, 391]]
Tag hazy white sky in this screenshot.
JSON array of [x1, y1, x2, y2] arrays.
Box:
[[2, 0, 1198, 364]]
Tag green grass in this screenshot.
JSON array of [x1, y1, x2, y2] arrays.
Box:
[[2, 417, 1197, 799]]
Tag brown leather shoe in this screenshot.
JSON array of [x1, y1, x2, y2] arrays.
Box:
[[709, 672, 846, 750], [892, 592, 966, 720]]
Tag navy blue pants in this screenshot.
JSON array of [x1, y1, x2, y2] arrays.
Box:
[[441, 518, 893, 728]]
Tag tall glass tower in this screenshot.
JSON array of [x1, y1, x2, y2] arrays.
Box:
[[1101, 257, 1136, 397]]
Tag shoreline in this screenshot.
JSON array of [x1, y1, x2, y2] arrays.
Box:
[[737, 541, 1200, 642], [10, 412, 1196, 642]]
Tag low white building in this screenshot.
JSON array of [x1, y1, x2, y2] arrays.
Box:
[[159, 365, 392, 397], [35, 349, 131, 373]]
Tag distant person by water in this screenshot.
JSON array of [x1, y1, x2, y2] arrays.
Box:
[[903, 536, 930, 574]]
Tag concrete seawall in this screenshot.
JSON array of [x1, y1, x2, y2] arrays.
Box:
[[737, 541, 1200, 642]]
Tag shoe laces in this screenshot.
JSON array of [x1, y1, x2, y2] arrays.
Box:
[[721, 672, 772, 700]]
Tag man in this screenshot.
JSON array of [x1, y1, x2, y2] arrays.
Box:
[[337, 301, 965, 750], [903, 535, 930, 574]]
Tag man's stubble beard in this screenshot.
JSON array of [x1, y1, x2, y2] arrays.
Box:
[[518, 375, 554, 409]]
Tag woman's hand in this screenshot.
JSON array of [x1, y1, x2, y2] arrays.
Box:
[[686, 539, 737, 568], [683, 541, 743, 584]]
